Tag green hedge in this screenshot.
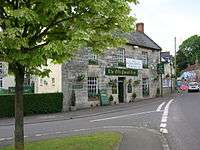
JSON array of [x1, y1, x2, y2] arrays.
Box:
[[0, 93, 63, 118]]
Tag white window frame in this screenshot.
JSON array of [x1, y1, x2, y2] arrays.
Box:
[[116, 48, 125, 63], [142, 51, 148, 68], [88, 77, 98, 96], [52, 78, 55, 86], [40, 78, 43, 86]]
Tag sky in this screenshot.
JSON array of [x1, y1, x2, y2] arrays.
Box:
[[130, 0, 200, 55]]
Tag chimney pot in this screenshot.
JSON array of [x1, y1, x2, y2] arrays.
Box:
[[136, 23, 144, 32]]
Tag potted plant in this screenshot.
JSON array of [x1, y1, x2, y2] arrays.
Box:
[[70, 90, 76, 111], [133, 80, 141, 86], [77, 74, 85, 82], [109, 95, 114, 105], [131, 92, 137, 102]]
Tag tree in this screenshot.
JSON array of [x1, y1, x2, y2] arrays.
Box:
[[0, 0, 138, 149], [176, 35, 200, 75]]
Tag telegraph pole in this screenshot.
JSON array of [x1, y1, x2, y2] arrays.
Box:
[[174, 37, 177, 90]]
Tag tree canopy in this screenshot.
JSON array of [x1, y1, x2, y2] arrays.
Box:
[[176, 35, 200, 75], [0, 1, 139, 150], [0, 0, 138, 75]]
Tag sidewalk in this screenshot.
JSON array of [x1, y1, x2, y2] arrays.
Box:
[[118, 127, 166, 150], [0, 94, 176, 126]]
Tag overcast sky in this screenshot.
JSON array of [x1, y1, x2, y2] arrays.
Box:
[[130, 0, 200, 55]]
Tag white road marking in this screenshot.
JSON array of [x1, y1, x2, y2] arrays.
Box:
[[35, 134, 42, 137], [0, 138, 5, 142], [160, 123, 167, 128], [160, 99, 174, 134], [90, 110, 160, 122], [156, 102, 166, 112], [5, 137, 13, 140]]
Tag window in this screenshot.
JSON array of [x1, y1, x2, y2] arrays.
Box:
[[88, 53, 98, 65], [0, 78, 2, 88], [116, 48, 125, 63], [88, 77, 98, 97], [142, 78, 149, 97], [40, 78, 43, 86], [0, 63, 3, 74], [52, 78, 55, 86], [142, 51, 148, 68]]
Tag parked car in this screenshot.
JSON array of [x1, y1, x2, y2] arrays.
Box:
[[188, 82, 199, 92]]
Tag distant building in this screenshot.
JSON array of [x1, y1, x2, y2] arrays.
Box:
[[161, 52, 175, 95]]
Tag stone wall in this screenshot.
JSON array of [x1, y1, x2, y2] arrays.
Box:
[[62, 45, 161, 111]]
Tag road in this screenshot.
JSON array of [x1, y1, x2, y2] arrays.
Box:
[[0, 93, 200, 150]]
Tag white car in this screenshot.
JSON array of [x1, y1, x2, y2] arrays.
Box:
[[188, 82, 199, 92]]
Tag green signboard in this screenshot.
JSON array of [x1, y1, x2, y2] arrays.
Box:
[[105, 68, 138, 76], [99, 89, 110, 106], [157, 63, 164, 74]]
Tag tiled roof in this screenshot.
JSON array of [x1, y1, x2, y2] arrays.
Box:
[[161, 52, 172, 63], [125, 32, 162, 51]]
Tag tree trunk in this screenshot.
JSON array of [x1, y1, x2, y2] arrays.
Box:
[[14, 64, 25, 150]]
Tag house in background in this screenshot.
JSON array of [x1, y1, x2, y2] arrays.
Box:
[[160, 52, 175, 95], [62, 23, 162, 111], [34, 60, 62, 93], [0, 60, 62, 94]]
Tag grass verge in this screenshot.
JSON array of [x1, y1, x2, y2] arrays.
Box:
[[1, 132, 122, 150]]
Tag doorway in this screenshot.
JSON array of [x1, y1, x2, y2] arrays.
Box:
[[118, 77, 125, 103]]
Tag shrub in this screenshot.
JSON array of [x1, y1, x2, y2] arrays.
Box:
[[109, 95, 114, 101], [0, 93, 63, 118], [132, 93, 137, 100]]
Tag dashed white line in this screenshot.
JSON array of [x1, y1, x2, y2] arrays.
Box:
[[156, 102, 166, 112], [160, 99, 174, 134], [90, 110, 160, 122]]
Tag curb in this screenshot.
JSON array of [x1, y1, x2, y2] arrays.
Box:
[[0, 95, 177, 126]]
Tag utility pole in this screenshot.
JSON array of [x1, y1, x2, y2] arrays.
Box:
[[174, 37, 177, 90], [159, 51, 163, 97]]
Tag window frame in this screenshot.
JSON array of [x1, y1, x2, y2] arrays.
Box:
[[88, 77, 98, 97]]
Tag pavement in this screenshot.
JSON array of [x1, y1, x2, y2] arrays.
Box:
[[119, 127, 165, 150], [0, 94, 177, 150]]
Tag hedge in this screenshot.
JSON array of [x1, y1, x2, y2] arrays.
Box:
[[0, 93, 63, 118]]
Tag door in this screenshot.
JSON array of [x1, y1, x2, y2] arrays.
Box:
[[142, 78, 149, 97], [118, 77, 125, 103]]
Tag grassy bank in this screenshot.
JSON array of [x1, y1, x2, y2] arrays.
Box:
[[1, 132, 122, 150]]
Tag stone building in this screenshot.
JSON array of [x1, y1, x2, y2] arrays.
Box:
[[161, 52, 175, 95], [62, 23, 162, 111]]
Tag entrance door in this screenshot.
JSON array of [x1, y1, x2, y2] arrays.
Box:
[[118, 77, 125, 103]]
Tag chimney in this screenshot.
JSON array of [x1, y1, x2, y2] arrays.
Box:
[[136, 23, 144, 32]]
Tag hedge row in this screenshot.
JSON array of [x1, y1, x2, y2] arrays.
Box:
[[0, 93, 63, 118]]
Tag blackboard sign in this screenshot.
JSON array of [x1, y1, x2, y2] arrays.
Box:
[[99, 89, 110, 106], [105, 68, 138, 76]]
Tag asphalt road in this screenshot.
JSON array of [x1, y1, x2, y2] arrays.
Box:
[[0, 93, 200, 150]]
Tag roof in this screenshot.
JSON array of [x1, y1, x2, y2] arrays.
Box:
[[161, 52, 172, 63], [124, 32, 162, 51]]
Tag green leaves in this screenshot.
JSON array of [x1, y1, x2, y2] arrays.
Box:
[[0, 0, 138, 76], [176, 35, 200, 74]]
